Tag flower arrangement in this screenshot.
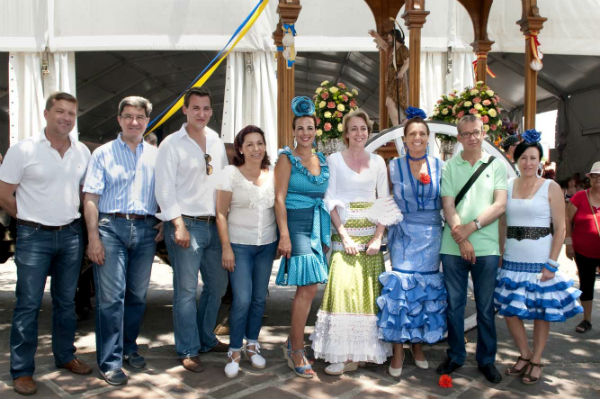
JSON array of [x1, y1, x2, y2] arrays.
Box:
[[431, 81, 505, 145], [313, 80, 359, 141]]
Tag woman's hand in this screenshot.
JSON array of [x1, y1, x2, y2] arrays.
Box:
[[540, 268, 555, 282], [565, 244, 575, 260], [365, 236, 382, 255], [222, 246, 235, 272], [278, 235, 292, 259], [341, 234, 360, 256]]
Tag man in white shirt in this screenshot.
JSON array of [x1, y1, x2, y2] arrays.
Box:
[[155, 88, 228, 372], [0, 92, 92, 396]]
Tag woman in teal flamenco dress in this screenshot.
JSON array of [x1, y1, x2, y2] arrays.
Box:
[[376, 108, 447, 378], [274, 96, 330, 379]]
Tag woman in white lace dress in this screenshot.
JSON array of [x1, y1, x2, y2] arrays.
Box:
[[215, 126, 278, 378]]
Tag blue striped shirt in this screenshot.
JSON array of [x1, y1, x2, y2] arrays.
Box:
[[83, 134, 157, 215]]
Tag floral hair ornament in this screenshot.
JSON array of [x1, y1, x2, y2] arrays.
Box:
[[521, 129, 541, 144], [438, 374, 453, 388], [291, 96, 315, 117], [405, 106, 427, 120]]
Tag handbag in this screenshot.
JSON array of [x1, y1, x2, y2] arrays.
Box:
[[585, 189, 600, 239], [454, 156, 496, 206]]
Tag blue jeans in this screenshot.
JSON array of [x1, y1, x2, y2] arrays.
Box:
[[229, 242, 277, 350], [165, 219, 227, 356], [441, 254, 499, 366], [10, 221, 84, 379], [93, 214, 157, 373]]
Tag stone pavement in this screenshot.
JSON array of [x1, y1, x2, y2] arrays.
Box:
[[1, 249, 599, 399]]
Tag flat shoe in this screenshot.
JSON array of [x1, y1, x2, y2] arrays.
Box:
[[58, 358, 93, 375], [414, 358, 429, 369], [324, 362, 358, 376], [100, 369, 128, 386], [575, 320, 592, 333], [13, 376, 37, 395], [388, 365, 403, 378]]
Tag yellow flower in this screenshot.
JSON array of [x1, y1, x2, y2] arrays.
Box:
[[324, 111, 332, 118], [488, 108, 497, 117], [321, 80, 329, 86], [337, 123, 343, 132], [474, 103, 483, 111], [352, 88, 358, 95], [346, 91, 353, 97], [497, 119, 503, 126], [330, 86, 339, 93], [316, 87, 323, 94], [476, 80, 484, 85], [464, 101, 472, 107], [337, 103, 345, 112], [483, 124, 490, 132], [319, 101, 326, 108], [441, 108, 449, 115], [470, 89, 479, 96], [486, 89, 494, 96], [316, 129, 323, 137]]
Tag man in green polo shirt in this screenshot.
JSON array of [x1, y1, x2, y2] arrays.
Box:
[[436, 115, 507, 384]]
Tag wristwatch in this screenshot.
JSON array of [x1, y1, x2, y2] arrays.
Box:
[[473, 218, 482, 230]]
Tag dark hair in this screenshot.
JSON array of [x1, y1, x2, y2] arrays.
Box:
[[514, 140, 543, 161], [118, 96, 152, 116], [292, 114, 317, 129], [184, 87, 212, 108], [403, 117, 430, 137], [233, 125, 270, 169], [45, 92, 77, 111]]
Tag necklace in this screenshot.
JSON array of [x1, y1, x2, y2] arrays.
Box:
[[406, 150, 427, 161]]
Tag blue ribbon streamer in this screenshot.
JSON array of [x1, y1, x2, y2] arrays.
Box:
[[283, 23, 296, 36]]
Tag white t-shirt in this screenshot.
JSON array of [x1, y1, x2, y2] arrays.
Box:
[[216, 165, 276, 245], [155, 124, 228, 221], [0, 130, 91, 226]]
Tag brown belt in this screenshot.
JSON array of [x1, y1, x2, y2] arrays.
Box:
[[17, 219, 79, 231], [182, 215, 215, 223], [109, 213, 150, 220]]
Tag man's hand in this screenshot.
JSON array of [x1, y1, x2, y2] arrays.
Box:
[[154, 222, 164, 242], [451, 222, 476, 244], [459, 240, 476, 264], [87, 236, 105, 265], [174, 224, 190, 248]]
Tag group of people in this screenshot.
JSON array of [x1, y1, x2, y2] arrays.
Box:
[[0, 88, 597, 396]]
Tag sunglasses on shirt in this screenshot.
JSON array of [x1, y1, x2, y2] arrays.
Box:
[[204, 153, 213, 176]]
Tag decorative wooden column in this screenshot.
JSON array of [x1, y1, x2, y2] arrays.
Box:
[[274, 0, 301, 149], [518, 0, 546, 129], [457, 0, 494, 84], [402, 0, 429, 108], [364, 0, 405, 130]]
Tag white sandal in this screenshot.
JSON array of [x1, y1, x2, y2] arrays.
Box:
[[324, 361, 358, 376], [244, 342, 266, 369], [224, 351, 241, 378]]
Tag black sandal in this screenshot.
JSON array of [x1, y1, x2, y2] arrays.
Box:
[[522, 362, 544, 385], [575, 320, 592, 333], [505, 356, 530, 376]]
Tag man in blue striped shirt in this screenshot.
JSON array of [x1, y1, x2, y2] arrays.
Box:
[[83, 96, 160, 386]]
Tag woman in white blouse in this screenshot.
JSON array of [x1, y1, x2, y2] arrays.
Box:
[[215, 126, 278, 378], [310, 109, 395, 375]]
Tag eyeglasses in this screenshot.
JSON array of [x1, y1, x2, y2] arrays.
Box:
[[204, 153, 213, 175], [458, 130, 482, 138], [121, 114, 148, 123], [589, 173, 600, 179]]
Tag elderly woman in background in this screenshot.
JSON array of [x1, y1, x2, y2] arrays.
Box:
[[215, 125, 277, 378], [311, 109, 395, 376], [566, 161, 600, 333], [376, 108, 447, 378], [274, 96, 330, 379], [495, 130, 582, 384]]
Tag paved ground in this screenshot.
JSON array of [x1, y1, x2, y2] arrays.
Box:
[[1, 248, 599, 398]]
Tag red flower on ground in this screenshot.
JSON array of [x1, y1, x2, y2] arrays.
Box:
[[327, 101, 335, 109], [439, 374, 453, 388], [419, 173, 431, 185]]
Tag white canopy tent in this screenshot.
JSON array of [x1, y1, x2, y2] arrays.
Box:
[[1, 0, 599, 177]]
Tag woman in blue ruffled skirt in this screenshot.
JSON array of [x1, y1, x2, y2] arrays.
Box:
[[376, 112, 447, 378], [494, 131, 582, 384]]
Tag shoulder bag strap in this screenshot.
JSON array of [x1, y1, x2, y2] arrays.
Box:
[[454, 156, 496, 206], [585, 189, 600, 239]]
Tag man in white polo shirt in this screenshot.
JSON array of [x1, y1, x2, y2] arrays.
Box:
[[0, 92, 92, 396], [155, 88, 228, 372]]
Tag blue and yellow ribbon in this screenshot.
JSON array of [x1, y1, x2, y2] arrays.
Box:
[[147, 0, 269, 133]]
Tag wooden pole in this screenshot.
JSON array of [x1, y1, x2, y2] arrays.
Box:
[[402, 0, 429, 108], [456, 0, 494, 84]]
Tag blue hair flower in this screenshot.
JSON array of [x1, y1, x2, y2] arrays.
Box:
[[291, 96, 315, 117], [405, 106, 427, 120], [521, 129, 541, 144]]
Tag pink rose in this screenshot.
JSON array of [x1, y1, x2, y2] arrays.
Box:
[[491, 123, 498, 131], [316, 118, 321, 125], [321, 92, 329, 100], [469, 108, 478, 114], [342, 95, 348, 102], [327, 101, 335, 109], [482, 99, 491, 106], [337, 82, 346, 89], [481, 115, 490, 123], [437, 99, 442, 104], [324, 122, 332, 131], [349, 99, 357, 108], [473, 97, 481, 103], [335, 111, 343, 118], [457, 111, 465, 118]]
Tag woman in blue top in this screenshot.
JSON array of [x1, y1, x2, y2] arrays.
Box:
[[376, 110, 447, 378], [275, 96, 330, 378]]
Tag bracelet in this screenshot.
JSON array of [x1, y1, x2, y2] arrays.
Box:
[[543, 263, 558, 273], [564, 237, 572, 245], [546, 258, 560, 268]]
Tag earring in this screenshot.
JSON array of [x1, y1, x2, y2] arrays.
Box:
[[537, 163, 543, 178], [293, 138, 298, 148]]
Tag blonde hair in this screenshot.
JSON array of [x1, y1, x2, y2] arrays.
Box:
[[341, 108, 373, 147]]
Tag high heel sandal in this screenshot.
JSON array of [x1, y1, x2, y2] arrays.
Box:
[[287, 348, 315, 379], [505, 356, 530, 376], [521, 362, 544, 385]]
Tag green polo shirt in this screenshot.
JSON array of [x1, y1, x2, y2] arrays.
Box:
[[440, 151, 507, 257]]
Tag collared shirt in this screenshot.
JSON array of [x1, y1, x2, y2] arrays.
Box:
[[155, 124, 228, 221], [0, 129, 91, 226], [83, 134, 157, 215], [440, 151, 507, 257]]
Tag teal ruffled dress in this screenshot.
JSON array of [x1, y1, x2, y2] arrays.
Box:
[[275, 147, 330, 286]]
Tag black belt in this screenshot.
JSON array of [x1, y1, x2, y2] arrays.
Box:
[[107, 213, 151, 220], [507, 226, 552, 241], [17, 219, 79, 231], [182, 215, 215, 223]]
